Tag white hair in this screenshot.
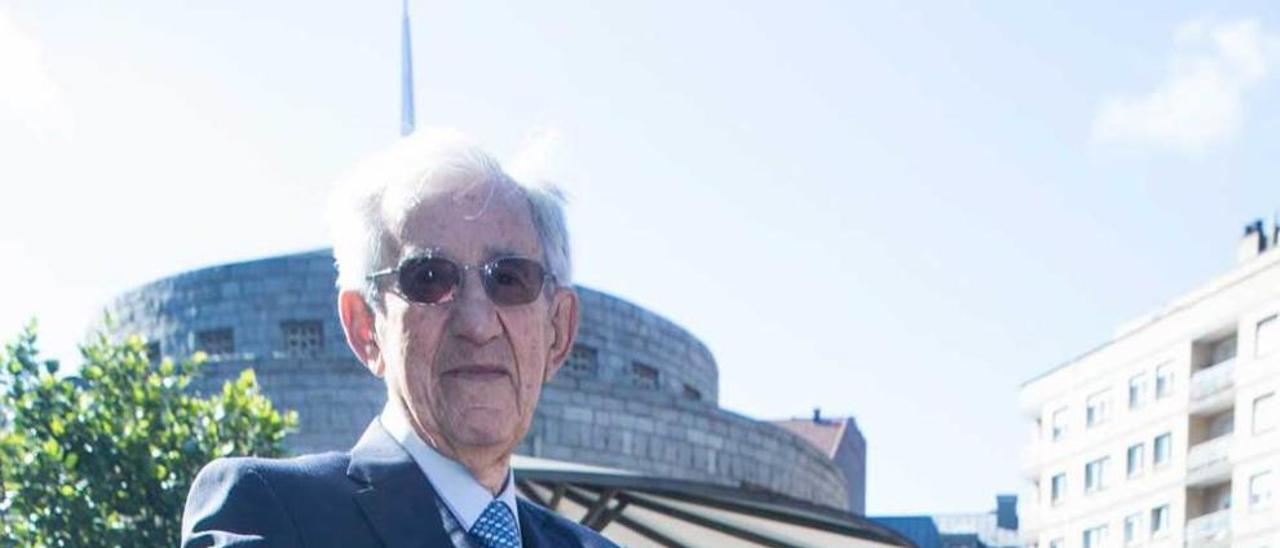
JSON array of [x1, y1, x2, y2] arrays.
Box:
[[328, 128, 572, 303]]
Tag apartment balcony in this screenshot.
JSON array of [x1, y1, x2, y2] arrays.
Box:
[[1190, 358, 1236, 415], [1184, 508, 1231, 547], [1186, 435, 1233, 487]]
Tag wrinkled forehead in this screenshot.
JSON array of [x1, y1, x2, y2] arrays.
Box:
[[385, 178, 541, 261]]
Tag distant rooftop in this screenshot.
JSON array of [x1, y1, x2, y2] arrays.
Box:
[[770, 410, 857, 458]]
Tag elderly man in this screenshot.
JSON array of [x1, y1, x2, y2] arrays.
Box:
[[181, 130, 616, 548]]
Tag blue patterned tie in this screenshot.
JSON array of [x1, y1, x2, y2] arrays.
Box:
[[469, 500, 520, 548]]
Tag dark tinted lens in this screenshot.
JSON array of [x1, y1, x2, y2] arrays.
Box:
[[483, 258, 546, 305], [398, 257, 460, 304]]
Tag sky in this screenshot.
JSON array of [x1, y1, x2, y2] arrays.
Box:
[[2, 0, 1280, 515]]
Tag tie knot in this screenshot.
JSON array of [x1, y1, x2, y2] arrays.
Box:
[[469, 500, 519, 548]]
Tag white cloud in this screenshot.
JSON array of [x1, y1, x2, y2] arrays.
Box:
[[0, 9, 70, 136], [1092, 19, 1276, 151]]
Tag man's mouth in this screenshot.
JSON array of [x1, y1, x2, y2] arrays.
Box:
[[442, 364, 510, 381]]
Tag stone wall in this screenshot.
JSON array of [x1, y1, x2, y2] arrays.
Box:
[[569, 287, 718, 404], [523, 377, 849, 508], [104, 250, 346, 365], [101, 249, 847, 509]]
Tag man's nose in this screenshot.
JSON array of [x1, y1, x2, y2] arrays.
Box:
[[447, 269, 502, 344]]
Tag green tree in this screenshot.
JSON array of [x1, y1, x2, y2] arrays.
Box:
[[0, 323, 298, 547]]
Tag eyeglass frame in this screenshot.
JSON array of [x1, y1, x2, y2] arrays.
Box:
[[365, 250, 556, 306]]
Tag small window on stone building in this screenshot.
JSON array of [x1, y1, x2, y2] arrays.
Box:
[[565, 345, 598, 377], [682, 384, 702, 401], [631, 362, 659, 389], [145, 341, 161, 364], [196, 328, 234, 357], [282, 320, 323, 356]]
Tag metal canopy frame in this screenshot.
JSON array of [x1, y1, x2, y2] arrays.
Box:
[[512, 458, 911, 547]]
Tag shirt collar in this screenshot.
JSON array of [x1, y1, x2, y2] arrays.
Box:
[[379, 401, 520, 534]]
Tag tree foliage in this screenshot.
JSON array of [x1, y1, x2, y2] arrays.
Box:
[[0, 323, 298, 547]]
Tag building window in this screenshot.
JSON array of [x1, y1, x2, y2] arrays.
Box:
[[565, 344, 598, 377], [1123, 512, 1143, 545], [145, 341, 161, 364], [682, 384, 702, 401], [195, 328, 234, 356], [1251, 471, 1273, 509], [1150, 504, 1170, 535], [1129, 373, 1148, 410], [631, 362, 659, 389], [1050, 473, 1066, 505], [1126, 443, 1145, 478], [1051, 407, 1068, 441], [1086, 390, 1111, 427], [281, 320, 323, 356], [1155, 363, 1173, 399], [1085, 457, 1110, 492], [1258, 315, 1279, 358], [1153, 433, 1172, 466], [1082, 525, 1108, 548], [1255, 393, 1277, 435]]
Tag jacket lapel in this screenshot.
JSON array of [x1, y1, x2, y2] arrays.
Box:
[[517, 499, 548, 548], [347, 419, 454, 548]]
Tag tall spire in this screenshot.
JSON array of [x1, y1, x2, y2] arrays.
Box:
[[400, 0, 416, 136]]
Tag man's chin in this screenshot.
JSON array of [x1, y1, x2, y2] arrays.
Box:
[[446, 413, 521, 450]]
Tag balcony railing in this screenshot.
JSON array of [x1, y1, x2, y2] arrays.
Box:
[[1185, 508, 1231, 546], [1191, 358, 1236, 401], [1186, 435, 1232, 484]]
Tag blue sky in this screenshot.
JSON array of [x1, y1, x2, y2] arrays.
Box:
[[2, 0, 1279, 514]]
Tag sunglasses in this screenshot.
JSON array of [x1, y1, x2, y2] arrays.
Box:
[[367, 253, 552, 306]]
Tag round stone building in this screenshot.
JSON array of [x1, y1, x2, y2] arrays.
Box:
[[102, 249, 850, 510]]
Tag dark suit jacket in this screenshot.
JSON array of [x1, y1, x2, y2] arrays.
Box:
[[181, 420, 617, 548]]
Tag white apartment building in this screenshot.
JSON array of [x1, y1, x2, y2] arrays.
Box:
[[1020, 222, 1280, 548]]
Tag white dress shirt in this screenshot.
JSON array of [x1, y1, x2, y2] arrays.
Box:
[[380, 402, 522, 547]]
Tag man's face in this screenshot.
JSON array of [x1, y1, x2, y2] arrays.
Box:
[[373, 180, 574, 456]]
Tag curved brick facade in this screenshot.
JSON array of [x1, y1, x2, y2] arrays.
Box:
[[101, 250, 848, 509]]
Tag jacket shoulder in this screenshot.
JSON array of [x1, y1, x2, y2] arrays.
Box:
[[181, 453, 350, 548], [518, 498, 620, 548]]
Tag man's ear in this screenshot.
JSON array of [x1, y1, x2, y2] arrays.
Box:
[[339, 290, 384, 377], [543, 287, 579, 382]]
